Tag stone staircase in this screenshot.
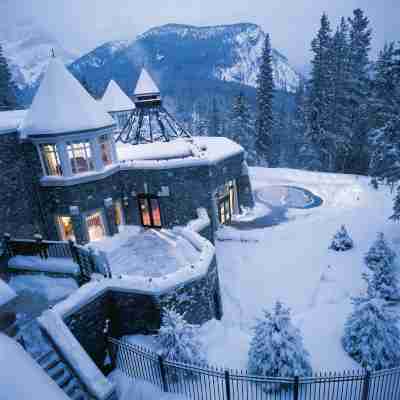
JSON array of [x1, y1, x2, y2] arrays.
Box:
[[34, 348, 93, 400]]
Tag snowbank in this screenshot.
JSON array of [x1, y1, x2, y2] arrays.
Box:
[[0, 109, 27, 135], [0, 278, 17, 307], [0, 333, 70, 400], [8, 255, 79, 275]]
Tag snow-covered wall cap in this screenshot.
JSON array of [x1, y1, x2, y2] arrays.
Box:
[[101, 80, 135, 113], [0, 110, 27, 136], [134, 68, 160, 96], [20, 57, 115, 138]]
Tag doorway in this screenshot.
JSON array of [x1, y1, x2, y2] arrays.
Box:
[[138, 195, 162, 228]]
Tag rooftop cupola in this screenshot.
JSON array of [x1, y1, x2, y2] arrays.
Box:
[[116, 68, 191, 145], [20, 57, 118, 182], [133, 68, 161, 108]]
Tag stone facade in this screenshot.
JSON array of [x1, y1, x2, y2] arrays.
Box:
[[0, 133, 40, 238], [62, 254, 220, 370]]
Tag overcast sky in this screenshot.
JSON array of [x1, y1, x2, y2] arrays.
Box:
[[3, 0, 399, 70]]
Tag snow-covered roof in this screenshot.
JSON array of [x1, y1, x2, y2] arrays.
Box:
[[0, 278, 17, 307], [117, 136, 244, 168], [20, 57, 115, 138], [101, 80, 135, 113], [0, 109, 27, 135], [0, 333, 70, 400], [134, 69, 160, 96]]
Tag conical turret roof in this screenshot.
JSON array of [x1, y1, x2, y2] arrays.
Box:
[[134, 69, 160, 96], [101, 80, 135, 113], [20, 57, 114, 137]]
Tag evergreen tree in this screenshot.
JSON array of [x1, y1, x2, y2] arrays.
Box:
[[345, 9, 372, 174], [248, 301, 312, 377], [307, 13, 334, 171], [0, 43, 17, 110], [329, 225, 354, 251], [363, 233, 399, 300], [342, 294, 400, 370], [157, 308, 206, 366], [230, 92, 257, 164], [208, 97, 221, 136], [255, 34, 274, 166]]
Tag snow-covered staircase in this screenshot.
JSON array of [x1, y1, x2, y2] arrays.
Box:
[[14, 321, 93, 400], [34, 348, 92, 400]]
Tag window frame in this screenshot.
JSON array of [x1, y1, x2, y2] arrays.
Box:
[[55, 215, 75, 241], [67, 140, 95, 174], [98, 134, 113, 167], [84, 209, 108, 242], [40, 144, 63, 176]]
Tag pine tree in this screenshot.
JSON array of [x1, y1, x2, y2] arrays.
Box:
[[230, 92, 257, 164], [329, 225, 354, 251], [0, 43, 17, 110], [307, 13, 334, 171], [157, 309, 206, 366], [342, 294, 400, 370], [248, 301, 312, 377], [208, 97, 221, 136], [345, 9, 372, 174], [363, 233, 399, 300], [255, 34, 274, 166]]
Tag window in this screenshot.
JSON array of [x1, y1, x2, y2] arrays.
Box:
[[98, 134, 113, 166], [41, 144, 62, 176], [86, 211, 106, 241], [117, 113, 129, 130], [114, 201, 125, 227], [56, 216, 75, 241], [67, 141, 94, 174], [138, 195, 162, 228], [217, 180, 237, 225]]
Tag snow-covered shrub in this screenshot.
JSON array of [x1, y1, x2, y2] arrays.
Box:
[[342, 294, 400, 370], [248, 301, 312, 378], [157, 308, 206, 366], [329, 225, 354, 251], [363, 233, 399, 300]]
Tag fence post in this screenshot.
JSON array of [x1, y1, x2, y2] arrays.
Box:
[[293, 376, 299, 400], [158, 355, 168, 393], [34, 234, 45, 259], [68, 240, 78, 263], [362, 370, 371, 400], [224, 370, 231, 400]]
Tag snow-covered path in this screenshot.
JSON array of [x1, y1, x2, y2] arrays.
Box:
[[201, 168, 399, 373]]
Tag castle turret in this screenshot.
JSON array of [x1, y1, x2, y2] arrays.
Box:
[[20, 57, 118, 179], [101, 80, 135, 131]]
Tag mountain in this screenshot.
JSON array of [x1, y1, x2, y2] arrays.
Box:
[[1, 19, 78, 103]]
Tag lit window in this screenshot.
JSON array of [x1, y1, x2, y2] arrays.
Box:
[[114, 201, 125, 227], [67, 141, 94, 174], [41, 144, 62, 176], [56, 216, 75, 241], [138, 195, 162, 228], [98, 135, 113, 166], [86, 211, 106, 241]]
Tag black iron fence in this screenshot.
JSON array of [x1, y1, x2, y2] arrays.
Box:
[[108, 337, 400, 400], [2, 234, 112, 284]]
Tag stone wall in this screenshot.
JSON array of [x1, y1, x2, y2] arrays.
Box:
[[0, 133, 40, 238]]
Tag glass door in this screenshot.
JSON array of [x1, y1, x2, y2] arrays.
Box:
[[138, 195, 162, 228]]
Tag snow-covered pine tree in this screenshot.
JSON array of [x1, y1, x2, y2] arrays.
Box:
[[255, 34, 274, 166], [306, 13, 334, 171], [342, 293, 400, 370], [157, 308, 206, 366], [345, 9, 372, 174], [230, 92, 256, 164], [363, 233, 399, 300], [329, 225, 354, 251], [208, 97, 221, 136], [0, 43, 17, 110], [248, 301, 312, 378]]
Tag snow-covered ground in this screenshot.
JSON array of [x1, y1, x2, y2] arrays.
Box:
[[201, 167, 398, 373]]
